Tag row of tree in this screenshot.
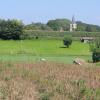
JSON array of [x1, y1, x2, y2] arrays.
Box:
[[76, 21, 100, 32], [25, 22, 52, 31], [25, 19, 71, 31], [25, 19, 100, 32], [0, 18, 100, 40]]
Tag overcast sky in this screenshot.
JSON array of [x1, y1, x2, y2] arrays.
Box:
[[0, 0, 100, 25]]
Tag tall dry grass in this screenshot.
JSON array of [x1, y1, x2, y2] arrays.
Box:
[[0, 62, 99, 100]]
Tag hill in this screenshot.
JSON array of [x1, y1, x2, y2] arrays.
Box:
[[76, 21, 100, 32], [47, 19, 71, 31], [25, 18, 100, 32]]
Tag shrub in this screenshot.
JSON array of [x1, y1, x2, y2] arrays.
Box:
[[90, 37, 100, 62], [63, 36, 72, 48], [36, 36, 39, 39], [92, 51, 100, 62]]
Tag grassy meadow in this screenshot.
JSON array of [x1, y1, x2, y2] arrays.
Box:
[[0, 39, 99, 100], [0, 39, 91, 63], [0, 62, 99, 100]]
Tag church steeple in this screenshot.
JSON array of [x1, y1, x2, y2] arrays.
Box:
[[70, 15, 77, 32], [72, 15, 75, 24]]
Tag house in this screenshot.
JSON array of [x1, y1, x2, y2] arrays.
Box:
[[80, 37, 94, 43]]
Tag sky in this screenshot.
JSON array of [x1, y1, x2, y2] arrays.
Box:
[[0, 0, 100, 25]]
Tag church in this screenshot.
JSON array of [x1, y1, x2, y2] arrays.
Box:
[[70, 16, 77, 32]]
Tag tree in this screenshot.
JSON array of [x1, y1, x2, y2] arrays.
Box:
[[89, 37, 100, 62], [90, 38, 100, 51], [92, 51, 100, 63], [85, 25, 92, 32], [47, 19, 71, 31], [76, 21, 100, 32], [63, 36, 72, 48], [0, 19, 24, 40], [25, 22, 52, 31]]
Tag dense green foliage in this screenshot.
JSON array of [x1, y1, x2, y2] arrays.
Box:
[[0, 18, 100, 40], [25, 22, 52, 31], [47, 19, 71, 31], [63, 36, 72, 48], [76, 21, 100, 32], [92, 52, 100, 62], [47, 19, 100, 32], [90, 37, 100, 52], [0, 19, 100, 40], [23, 20, 100, 40], [0, 19, 24, 40], [90, 37, 100, 62], [24, 19, 100, 32]]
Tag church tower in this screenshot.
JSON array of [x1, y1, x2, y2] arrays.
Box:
[[70, 16, 77, 32]]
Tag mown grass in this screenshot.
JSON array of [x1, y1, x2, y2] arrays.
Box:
[[0, 55, 91, 64], [0, 39, 91, 63], [0, 39, 90, 56], [0, 40, 90, 56], [0, 62, 99, 100]]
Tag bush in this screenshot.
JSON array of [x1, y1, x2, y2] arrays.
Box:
[[63, 36, 72, 48], [36, 36, 39, 39], [90, 37, 100, 62], [0, 19, 24, 40], [92, 51, 100, 62]]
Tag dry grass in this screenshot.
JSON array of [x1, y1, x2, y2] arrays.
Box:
[[0, 62, 100, 100]]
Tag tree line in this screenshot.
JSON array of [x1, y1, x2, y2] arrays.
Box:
[[0, 18, 100, 40], [25, 19, 100, 32]]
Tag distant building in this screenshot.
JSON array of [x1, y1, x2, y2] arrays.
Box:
[[80, 37, 94, 43], [70, 16, 77, 32]]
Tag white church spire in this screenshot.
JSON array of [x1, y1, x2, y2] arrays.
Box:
[[70, 15, 77, 32]]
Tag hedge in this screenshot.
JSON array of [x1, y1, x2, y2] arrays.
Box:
[[21, 30, 100, 39]]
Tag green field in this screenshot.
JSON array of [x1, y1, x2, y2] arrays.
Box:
[[0, 39, 99, 100], [0, 39, 91, 63]]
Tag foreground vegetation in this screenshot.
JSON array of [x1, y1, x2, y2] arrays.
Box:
[[0, 33, 98, 100], [0, 62, 99, 100]]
